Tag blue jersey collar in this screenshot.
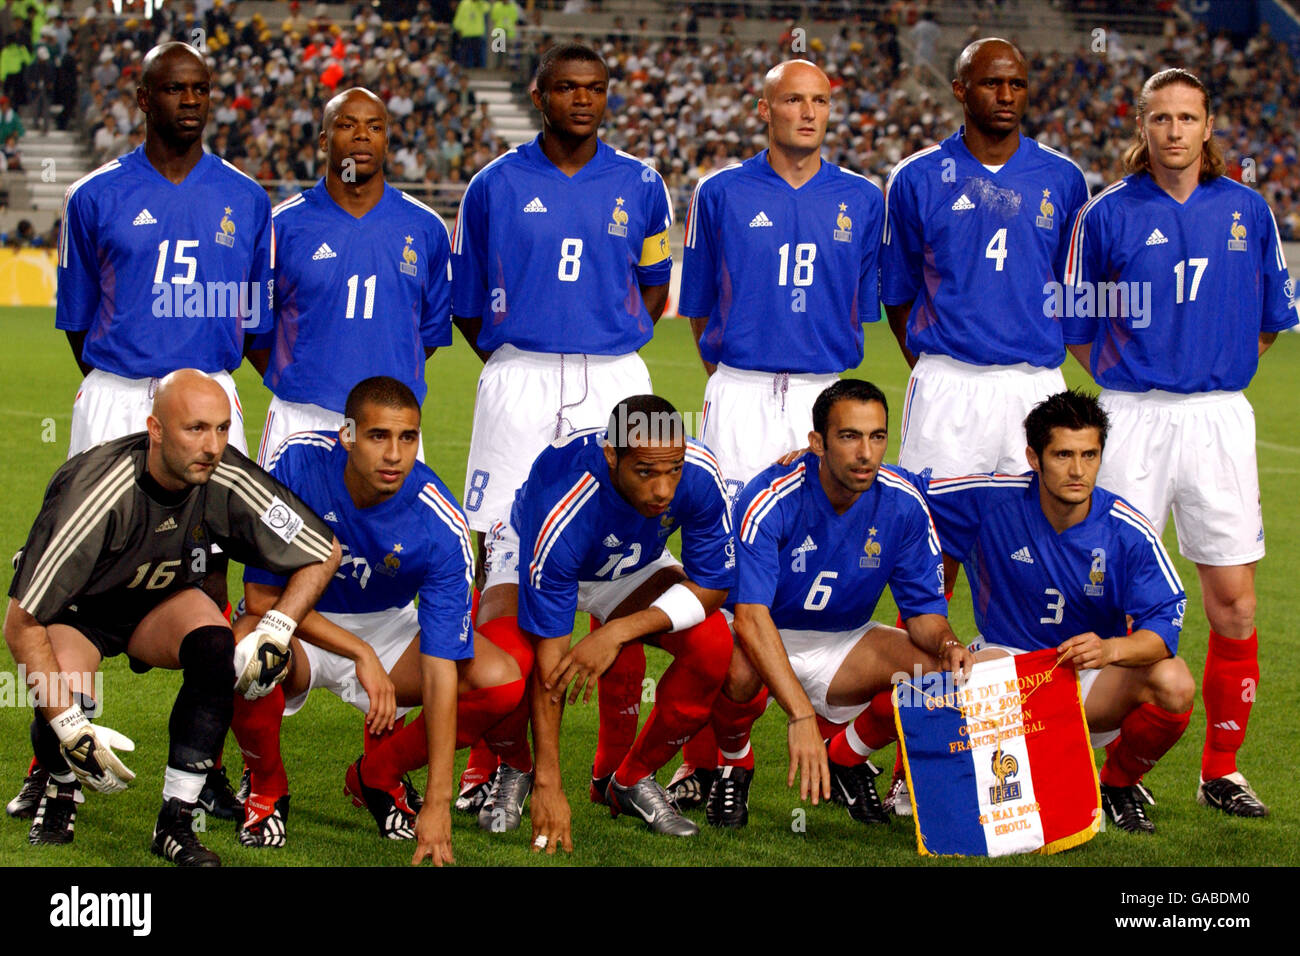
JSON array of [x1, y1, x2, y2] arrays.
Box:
[[948, 127, 1030, 174]]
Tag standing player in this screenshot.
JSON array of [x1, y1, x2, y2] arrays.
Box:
[[703, 380, 972, 828], [451, 41, 672, 555], [56, 41, 272, 459], [231, 378, 532, 863], [881, 37, 1087, 482], [879, 36, 1088, 811], [250, 88, 453, 463], [672, 58, 884, 803], [922, 390, 1194, 833], [1063, 68, 1295, 816], [3, 370, 339, 866], [41, 40, 275, 818], [450, 41, 673, 805], [477, 395, 735, 848]]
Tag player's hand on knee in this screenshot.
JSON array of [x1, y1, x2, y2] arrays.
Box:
[[940, 640, 975, 683], [411, 803, 455, 867], [547, 628, 620, 705], [356, 651, 397, 734], [51, 706, 136, 794], [1057, 632, 1110, 670], [530, 783, 573, 855], [234, 609, 296, 699]]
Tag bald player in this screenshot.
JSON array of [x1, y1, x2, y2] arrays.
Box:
[[4, 370, 339, 866], [249, 87, 453, 463], [37, 39, 275, 820], [670, 59, 884, 804], [878, 38, 1088, 811]]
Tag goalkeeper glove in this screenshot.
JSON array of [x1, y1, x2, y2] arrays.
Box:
[[51, 705, 135, 794], [234, 608, 296, 700]]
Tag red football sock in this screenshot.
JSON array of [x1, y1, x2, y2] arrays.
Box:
[[460, 742, 496, 790], [615, 613, 731, 786], [827, 690, 896, 766], [594, 640, 645, 779], [682, 726, 719, 771], [230, 685, 288, 798], [816, 715, 843, 741], [27, 755, 38, 775], [222, 602, 234, 625], [361, 714, 428, 791], [711, 688, 768, 769], [1202, 629, 1258, 779], [1100, 702, 1192, 788], [456, 682, 527, 748], [365, 713, 406, 754], [477, 616, 536, 772]]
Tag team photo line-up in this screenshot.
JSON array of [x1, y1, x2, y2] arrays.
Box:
[[2, 31, 1292, 867]]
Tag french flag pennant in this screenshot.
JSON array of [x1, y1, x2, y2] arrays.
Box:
[[894, 648, 1101, 857]]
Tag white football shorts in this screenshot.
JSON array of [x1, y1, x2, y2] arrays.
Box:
[[483, 518, 681, 624], [897, 353, 1065, 477], [463, 344, 652, 532], [967, 636, 1116, 747], [778, 622, 883, 726], [69, 368, 248, 458], [257, 394, 425, 466], [701, 364, 838, 509], [283, 604, 419, 717], [1097, 389, 1264, 566]]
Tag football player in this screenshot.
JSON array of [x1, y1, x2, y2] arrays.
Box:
[[1063, 68, 1296, 816], [231, 378, 531, 863], [4, 370, 339, 866]]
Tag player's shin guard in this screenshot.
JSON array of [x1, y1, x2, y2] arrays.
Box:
[[827, 690, 897, 767], [169, 626, 236, 779], [1201, 630, 1258, 779], [456, 681, 527, 749], [477, 616, 535, 772], [711, 688, 768, 769], [614, 612, 731, 786], [230, 685, 288, 798], [1100, 702, 1192, 788], [594, 638, 646, 780]]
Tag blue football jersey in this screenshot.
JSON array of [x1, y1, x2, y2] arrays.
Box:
[[512, 429, 733, 639], [56, 146, 274, 377], [257, 182, 453, 412], [731, 456, 947, 631], [450, 135, 673, 354], [243, 434, 474, 660], [680, 151, 884, 373], [1062, 173, 1298, 393], [922, 472, 1185, 654], [880, 130, 1089, 368]]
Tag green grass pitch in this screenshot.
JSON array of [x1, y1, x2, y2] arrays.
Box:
[[0, 305, 1295, 867]]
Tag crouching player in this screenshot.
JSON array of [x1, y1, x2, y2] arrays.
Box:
[[474, 395, 735, 848], [920, 390, 1193, 833], [702, 379, 973, 828], [232, 377, 532, 864], [4, 370, 340, 866]]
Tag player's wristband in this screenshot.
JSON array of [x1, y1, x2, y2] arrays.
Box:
[[257, 609, 298, 648], [649, 583, 707, 633], [50, 706, 90, 747]]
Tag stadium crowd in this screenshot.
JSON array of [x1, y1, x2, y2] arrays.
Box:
[[1, 1, 1295, 232]]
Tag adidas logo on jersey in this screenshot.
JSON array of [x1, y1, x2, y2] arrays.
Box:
[[322, 511, 338, 523], [793, 535, 817, 554], [1145, 228, 1168, 246], [749, 211, 774, 228], [154, 516, 178, 533], [523, 197, 547, 213], [132, 208, 158, 226], [312, 243, 338, 260], [603, 534, 623, 548], [1010, 546, 1034, 564], [951, 194, 975, 211]]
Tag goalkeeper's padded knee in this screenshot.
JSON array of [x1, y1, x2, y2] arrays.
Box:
[[169, 625, 235, 774]]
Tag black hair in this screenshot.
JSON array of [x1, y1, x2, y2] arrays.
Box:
[[1023, 388, 1109, 458], [606, 394, 685, 462], [535, 42, 608, 92], [344, 376, 421, 426], [812, 379, 888, 438]]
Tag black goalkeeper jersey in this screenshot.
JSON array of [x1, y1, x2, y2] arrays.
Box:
[[10, 433, 335, 629]]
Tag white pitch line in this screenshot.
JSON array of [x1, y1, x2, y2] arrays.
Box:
[[1257, 440, 1300, 454]]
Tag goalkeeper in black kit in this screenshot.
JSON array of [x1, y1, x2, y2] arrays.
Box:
[[4, 370, 339, 866]]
